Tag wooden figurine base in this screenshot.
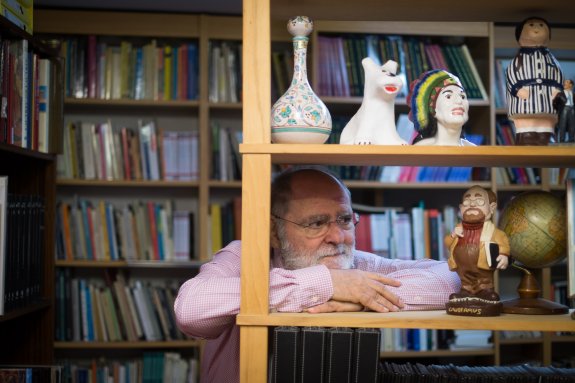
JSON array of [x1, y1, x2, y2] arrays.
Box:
[[446, 298, 503, 317]]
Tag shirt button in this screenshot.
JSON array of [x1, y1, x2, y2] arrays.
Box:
[[311, 296, 319, 303], [413, 296, 422, 302], [536, 79, 543, 84]]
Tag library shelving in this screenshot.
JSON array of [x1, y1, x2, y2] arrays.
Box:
[[32, 8, 287, 379], [0, 12, 63, 364], [32, 9, 239, 378], [238, 1, 575, 382], [33, 4, 575, 381]]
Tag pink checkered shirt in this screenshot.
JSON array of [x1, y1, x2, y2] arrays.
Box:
[[174, 240, 460, 383]]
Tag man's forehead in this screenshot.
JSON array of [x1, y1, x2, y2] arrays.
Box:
[[464, 188, 486, 198]]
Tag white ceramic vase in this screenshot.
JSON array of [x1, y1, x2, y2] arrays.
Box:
[[271, 16, 332, 144]]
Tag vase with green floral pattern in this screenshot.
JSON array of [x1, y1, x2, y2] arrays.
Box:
[[271, 16, 332, 143]]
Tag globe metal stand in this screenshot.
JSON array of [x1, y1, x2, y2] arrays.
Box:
[[501, 263, 569, 315]]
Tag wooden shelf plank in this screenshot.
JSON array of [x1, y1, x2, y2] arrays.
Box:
[[240, 144, 575, 168], [269, 0, 575, 24], [237, 310, 575, 332], [64, 98, 200, 108]]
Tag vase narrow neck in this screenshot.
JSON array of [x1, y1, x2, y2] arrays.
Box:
[[292, 37, 309, 84]]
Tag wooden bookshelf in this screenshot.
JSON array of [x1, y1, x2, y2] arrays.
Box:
[[0, 17, 62, 365], [240, 0, 575, 382]]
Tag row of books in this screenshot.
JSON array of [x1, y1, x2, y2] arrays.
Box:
[[379, 362, 575, 382], [315, 34, 487, 99], [208, 40, 242, 103], [495, 119, 542, 186], [271, 46, 293, 101], [58, 36, 199, 101], [55, 270, 186, 343], [0, 176, 45, 315], [0, 0, 33, 33], [354, 204, 458, 262], [326, 115, 487, 183], [58, 120, 199, 182], [380, 328, 457, 352], [0, 365, 62, 383], [58, 352, 198, 383], [499, 330, 542, 340], [551, 280, 574, 308], [270, 326, 381, 383], [56, 198, 194, 262], [209, 197, 241, 255], [210, 121, 242, 181], [493, 58, 509, 109], [0, 37, 57, 153]]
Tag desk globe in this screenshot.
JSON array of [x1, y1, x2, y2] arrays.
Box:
[[498, 190, 568, 314]]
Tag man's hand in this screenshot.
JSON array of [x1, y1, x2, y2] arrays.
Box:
[[496, 255, 509, 270], [329, 269, 404, 313], [452, 226, 464, 238]]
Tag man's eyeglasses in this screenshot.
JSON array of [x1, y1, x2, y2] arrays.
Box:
[[272, 212, 360, 238], [462, 197, 486, 207]]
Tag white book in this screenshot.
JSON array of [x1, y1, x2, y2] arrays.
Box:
[[37, 59, 51, 153], [393, 212, 413, 260], [173, 211, 191, 261], [451, 329, 492, 349], [0, 176, 7, 315], [162, 131, 179, 181], [410, 206, 426, 260], [177, 131, 199, 181], [370, 213, 390, 256], [132, 281, 161, 341]]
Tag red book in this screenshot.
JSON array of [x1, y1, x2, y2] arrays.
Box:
[[354, 212, 373, 253]]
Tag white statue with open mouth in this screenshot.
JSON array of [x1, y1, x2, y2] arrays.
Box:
[[339, 58, 407, 145]]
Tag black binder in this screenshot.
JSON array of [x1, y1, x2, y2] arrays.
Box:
[[299, 327, 326, 383], [324, 327, 354, 383], [351, 328, 380, 383], [271, 326, 300, 383]]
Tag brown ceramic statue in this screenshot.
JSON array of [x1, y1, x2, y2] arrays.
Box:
[[445, 186, 510, 316]]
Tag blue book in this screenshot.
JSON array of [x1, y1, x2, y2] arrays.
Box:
[[187, 43, 199, 100]]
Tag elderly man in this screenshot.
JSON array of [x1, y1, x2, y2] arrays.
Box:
[[174, 166, 460, 383]]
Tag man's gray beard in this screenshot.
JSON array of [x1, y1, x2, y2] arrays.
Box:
[[278, 237, 355, 270]]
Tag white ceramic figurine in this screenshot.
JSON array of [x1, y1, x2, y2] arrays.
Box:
[[339, 58, 407, 145]]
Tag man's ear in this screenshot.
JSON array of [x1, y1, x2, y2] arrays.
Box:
[[489, 202, 497, 216], [270, 218, 280, 248]]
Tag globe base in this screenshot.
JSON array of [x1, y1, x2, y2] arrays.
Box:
[[501, 297, 569, 315], [501, 271, 569, 315]]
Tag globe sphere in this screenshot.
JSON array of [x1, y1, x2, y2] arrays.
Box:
[[498, 191, 566, 269]]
